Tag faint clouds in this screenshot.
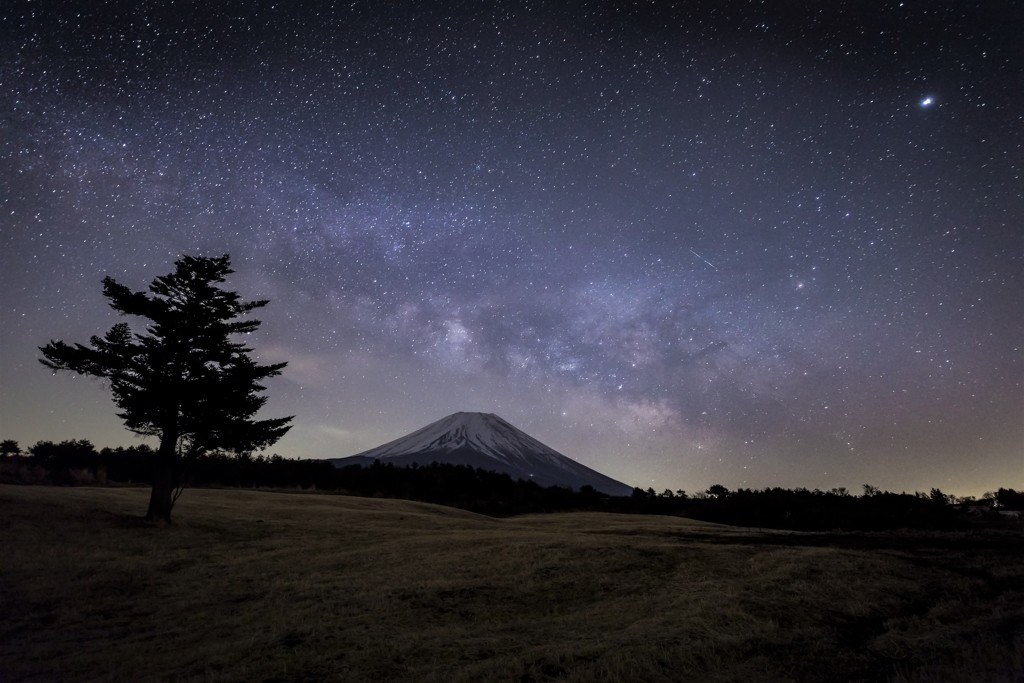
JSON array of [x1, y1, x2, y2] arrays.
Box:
[[318, 425, 353, 440], [256, 344, 330, 388]]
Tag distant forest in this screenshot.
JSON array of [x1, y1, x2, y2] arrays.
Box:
[[3, 439, 1022, 531]]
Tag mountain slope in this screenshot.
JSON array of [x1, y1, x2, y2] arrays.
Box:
[[330, 412, 634, 496]]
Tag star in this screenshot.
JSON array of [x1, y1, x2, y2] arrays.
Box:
[[920, 96, 935, 108]]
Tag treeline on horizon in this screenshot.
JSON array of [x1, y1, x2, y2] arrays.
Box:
[[3, 438, 1022, 532]]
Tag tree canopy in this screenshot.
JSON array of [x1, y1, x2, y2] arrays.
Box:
[[39, 255, 292, 521]]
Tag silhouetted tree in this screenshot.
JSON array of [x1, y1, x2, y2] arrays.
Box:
[[577, 484, 601, 506], [24, 439, 101, 483], [0, 439, 18, 459], [706, 484, 730, 498], [39, 255, 292, 522], [996, 488, 1024, 510], [28, 439, 98, 467], [99, 444, 156, 483]]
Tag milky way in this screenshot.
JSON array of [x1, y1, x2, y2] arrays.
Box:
[[2, 1, 1021, 495]]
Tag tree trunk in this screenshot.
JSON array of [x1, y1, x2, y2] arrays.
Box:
[[146, 432, 178, 523]]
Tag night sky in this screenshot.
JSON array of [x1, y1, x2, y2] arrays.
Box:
[[2, 1, 1021, 496]]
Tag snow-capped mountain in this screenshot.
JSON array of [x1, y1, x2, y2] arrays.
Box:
[[330, 412, 634, 496]]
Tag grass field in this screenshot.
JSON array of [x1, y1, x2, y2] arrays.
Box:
[[1, 485, 1021, 682]]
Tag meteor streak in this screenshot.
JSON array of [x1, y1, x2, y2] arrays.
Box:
[[690, 249, 718, 271]]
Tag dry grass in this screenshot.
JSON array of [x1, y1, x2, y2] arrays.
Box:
[[1, 485, 1021, 682]]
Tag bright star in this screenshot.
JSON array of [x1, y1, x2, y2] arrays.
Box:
[[920, 96, 934, 108]]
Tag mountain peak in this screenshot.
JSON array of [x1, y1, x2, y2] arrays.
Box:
[[332, 412, 633, 496]]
